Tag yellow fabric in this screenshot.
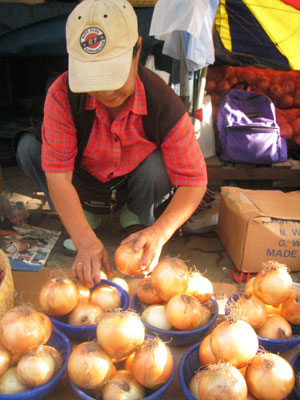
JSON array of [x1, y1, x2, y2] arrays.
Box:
[[245, 0, 300, 70], [215, 0, 300, 70], [214, 0, 232, 52]]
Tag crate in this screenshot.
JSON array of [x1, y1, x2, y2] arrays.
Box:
[[206, 156, 300, 190]]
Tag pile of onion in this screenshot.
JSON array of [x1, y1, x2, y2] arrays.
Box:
[[135, 259, 215, 332], [0, 305, 63, 395], [39, 276, 123, 327]]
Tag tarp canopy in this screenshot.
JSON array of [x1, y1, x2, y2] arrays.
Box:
[[214, 0, 300, 71]]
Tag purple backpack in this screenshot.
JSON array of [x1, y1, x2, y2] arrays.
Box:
[[217, 88, 287, 164]]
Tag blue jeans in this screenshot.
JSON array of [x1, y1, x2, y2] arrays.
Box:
[[16, 133, 173, 226]]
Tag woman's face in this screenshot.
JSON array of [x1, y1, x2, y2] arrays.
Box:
[[88, 38, 141, 109]]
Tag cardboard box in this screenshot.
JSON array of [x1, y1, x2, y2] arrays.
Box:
[[216, 187, 300, 272]]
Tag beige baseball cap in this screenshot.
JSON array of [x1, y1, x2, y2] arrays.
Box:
[[66, 0, 138, 93]]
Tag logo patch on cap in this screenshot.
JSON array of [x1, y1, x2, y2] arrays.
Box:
[[80, 27, 106, 55]]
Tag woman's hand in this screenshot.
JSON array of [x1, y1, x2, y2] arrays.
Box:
[[71, 236, 113, 288], [121, 226, 166, 274]]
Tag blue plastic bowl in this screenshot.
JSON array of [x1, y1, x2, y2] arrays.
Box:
[[130, 294, 218, 347], [0, 328, 71, 400], [178, 343, 291, 400], [69, 338, 176, 400], [291, 352, 300, 399], [48, 279, 130, 341], [225, 291, 300, 353], [178, 343, 201, 400]]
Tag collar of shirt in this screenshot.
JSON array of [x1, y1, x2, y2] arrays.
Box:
[[85, 74, 147, 118]]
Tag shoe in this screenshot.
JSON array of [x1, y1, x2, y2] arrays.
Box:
[[120, 205, 141, 228], [62, 211, 102, 256], [183, 190, 221, 234]]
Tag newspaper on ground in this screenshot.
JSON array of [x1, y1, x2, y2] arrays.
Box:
[[0, 224, 61, 271]]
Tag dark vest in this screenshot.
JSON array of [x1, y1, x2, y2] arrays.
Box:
[[14, 65, 187, 168]]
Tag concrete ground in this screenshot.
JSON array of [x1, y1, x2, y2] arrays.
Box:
[[2, 164, 300, 288]]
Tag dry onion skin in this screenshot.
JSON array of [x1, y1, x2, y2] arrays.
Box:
[[188, 370, 202, 400], [197, 362, 248, 400], [131, 337, 174, 389], [234, 293, 268, 329], [245, 352, 295, 400], [39, 278, 79, 316], [102, 369, 145, 400], [198, 334, 217, 366], [141, 304, 172, 330], [96, 311, 145, 360], [185, 271, 213, 304], [166, 294, 203, 331], [253, 261, 293, 307], [0, 343, 11, 377], [245, 277, 255, 295], [90, 285, 121, 312], [37, 312, 53, 344], [151, 257, 190, 302], [210, 318, 259, 368], [76, 283, 91, 301], [16, 345, 57, 387], [256, 314, 292, 339], [67, 341, 113, 390], [114, 242, 145, 277], [0, 305, 46, 354], [68, 301, 103, 326], [136, 277, 162, 305], [280, 289, 300, 324], [0, 367, 29, 394]]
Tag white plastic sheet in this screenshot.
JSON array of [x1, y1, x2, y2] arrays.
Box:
[[149, 0, 219, 71]]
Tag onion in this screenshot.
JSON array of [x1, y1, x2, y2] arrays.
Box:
[[197, 362, 247, 400], [200, 303, 213, 327], [16, 345, 56, 387], [68, 301, 103, 326], [0, 367, 29, 394], [114, 243, 144, 276], [131, 337, 174, 389], [245, 277, 255, 295], [37, 312, 52, 344], [67, 341, 113, 390], [198, 334, 217, 366], [91, 285, 121, 312], [136, 277, 162, 304], [141, 305, 172, 330], [188, 370, 202, 400], [234, 293, 268, 329], [124, 352, 135, 372], [0, 305, 46, 353], [0, 343, 11, 377], [42, 345, 63, 372], [96, 311, 145, 360], [39, 278, 79, 316], [166, 294, 203, 331], [102, 370, 145, 400], [253, 261, 293, 306], [210, 318, 259, 368], [280, 290, 300, 324], [256, 314, 292, 339], [111, 278, 130, 294], [76, 283, 91, 301], [185, 272, 213, 303], [245, 352, 295, 400], [265, 304, 282, 316], [151, 257, 189, 302], [9, 353, 22, 367]]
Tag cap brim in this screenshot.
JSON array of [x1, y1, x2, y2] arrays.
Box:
[[68, 48, 133, 93]]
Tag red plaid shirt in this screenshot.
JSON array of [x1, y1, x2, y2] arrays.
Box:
[[42, 71, 207, 187]]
